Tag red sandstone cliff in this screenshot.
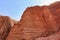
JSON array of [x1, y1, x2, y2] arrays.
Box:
[[6, 1, 60, 40], [0, 16, 17, 40]]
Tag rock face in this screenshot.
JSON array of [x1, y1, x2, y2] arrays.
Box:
[[0, 16, 17, 40], [35, 30, 60, 40], [6, 1, 60, 40]]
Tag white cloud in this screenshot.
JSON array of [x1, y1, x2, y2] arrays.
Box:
[[31, 0, 60, 6]]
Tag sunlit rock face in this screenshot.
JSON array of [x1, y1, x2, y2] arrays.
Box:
[[0, 16, 17, 40], [6, 1, 60, 40]]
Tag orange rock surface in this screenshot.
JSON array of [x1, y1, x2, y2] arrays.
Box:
[[6, 1, 60, 40], [0, 16, 17, 40]]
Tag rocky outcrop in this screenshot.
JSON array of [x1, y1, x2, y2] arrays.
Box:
[[0, 16, 17, 40], [6, 1, 60, 40]]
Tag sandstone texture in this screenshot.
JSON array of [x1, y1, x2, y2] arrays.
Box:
[[6, 1, 60, 40], [0, 16, 17, 40]]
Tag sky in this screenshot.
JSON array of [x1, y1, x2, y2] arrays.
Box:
[[0, 0, 60, 21]]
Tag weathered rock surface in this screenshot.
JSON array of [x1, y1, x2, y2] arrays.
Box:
[[0, 16, 17, 40], [6, 1, 60, 40], [35, 30, 60, 40]]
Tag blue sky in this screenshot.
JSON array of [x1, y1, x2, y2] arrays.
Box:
[[0, 0, 59, 21]]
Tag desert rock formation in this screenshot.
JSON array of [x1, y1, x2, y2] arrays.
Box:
[[6, 1, 60, 40], [0, 16, 17, 40]]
